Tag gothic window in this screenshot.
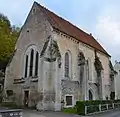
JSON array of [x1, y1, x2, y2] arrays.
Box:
[[65, 52, 69, 77], [89, 90, 93, 100], [35, 52, 39, 76], [29, 49, 34, 76], [24, 55, 28, 77]]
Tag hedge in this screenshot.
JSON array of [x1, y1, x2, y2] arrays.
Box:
[[87, 105, 99, 113], [1, 102, 21, 109], [76, 100, 120, 115]]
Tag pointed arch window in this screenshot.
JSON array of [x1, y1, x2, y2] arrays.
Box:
[[35, 52, 39, 76], [29, 49, 34, 76], [89, 90, 93, 100], [65, 52, 69, 77], [24, 55, 28, 77]]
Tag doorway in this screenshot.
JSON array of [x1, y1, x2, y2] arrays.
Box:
[[24, 91, 29, 107]]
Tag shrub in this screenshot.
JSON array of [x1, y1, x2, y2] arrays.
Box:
[[76, 101, 85, 115], [76, 100, 120, 115], [1, 102, 20, 109], [87, 105, 99, 113]]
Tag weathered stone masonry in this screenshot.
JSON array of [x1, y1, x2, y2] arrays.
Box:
[[4, 2, 111, 111]]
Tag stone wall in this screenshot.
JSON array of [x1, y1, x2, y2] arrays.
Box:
[[4, 2, 110, 110], [4, 2, 53, 106], [55, 30, 110, 101], [61, 79, 80, 100]]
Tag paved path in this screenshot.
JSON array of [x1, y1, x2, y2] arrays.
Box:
[[23, 109, 120, 117], [91, 109, 120, 117], [23, 110, 80, 117]]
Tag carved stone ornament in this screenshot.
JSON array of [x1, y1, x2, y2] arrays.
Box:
[[40, 35, 61, 64], [78, 52, 85, 66], [61, 79, 79, 95], [40, 38, 49, 57], [109, 60, 117, 76], [94, 50, 103, 75]]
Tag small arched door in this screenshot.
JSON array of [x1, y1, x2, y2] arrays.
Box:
[[89, 90, 93, 100]]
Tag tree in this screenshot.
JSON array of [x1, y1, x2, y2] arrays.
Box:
[[0, 13, 20, 70], [0, 13, 20, 106]]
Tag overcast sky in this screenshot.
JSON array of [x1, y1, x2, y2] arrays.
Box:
[[0, 0, 120, 64]]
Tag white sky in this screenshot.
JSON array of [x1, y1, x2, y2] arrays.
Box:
[[0, 0, 120, 64]]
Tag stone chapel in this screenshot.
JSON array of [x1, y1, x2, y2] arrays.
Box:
[[4, 2, 111, 111]]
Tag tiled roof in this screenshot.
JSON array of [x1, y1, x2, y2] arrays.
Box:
[[36, 2, 110, 56]]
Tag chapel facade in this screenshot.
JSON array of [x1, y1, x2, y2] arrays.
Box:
[[4, 2, 111, 111]]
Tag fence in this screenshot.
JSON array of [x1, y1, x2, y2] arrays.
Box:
[[85, 103, 120, 115]]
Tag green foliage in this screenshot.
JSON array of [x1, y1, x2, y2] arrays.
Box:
[[76, 101, 85, 115], [1, 102, 20, 109], [0, 13, 20, 70], [76, 100, 120, 115], [62, 107, 77, 114], [0, 70, 4, 88], [87, 105, 99, 113]]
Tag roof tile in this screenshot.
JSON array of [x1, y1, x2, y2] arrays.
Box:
[[36, 2, 110, 56]]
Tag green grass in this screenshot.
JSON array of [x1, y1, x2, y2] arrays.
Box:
[[62, 107, 77, 114]]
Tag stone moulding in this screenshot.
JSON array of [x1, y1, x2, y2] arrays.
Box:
[[13, 77, 25, 84], [44, 57, 56, 62], [61, 79, 79, 94], [40, 35, 61, 65], [31, 78, 38, 82], [13, 76, 39, 84]]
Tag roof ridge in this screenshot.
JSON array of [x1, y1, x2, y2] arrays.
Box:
[[34, 1, 110, 57], [35, 1, 91, 37], [35, 1, 63, 29], [56, 16, 92, 37]]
